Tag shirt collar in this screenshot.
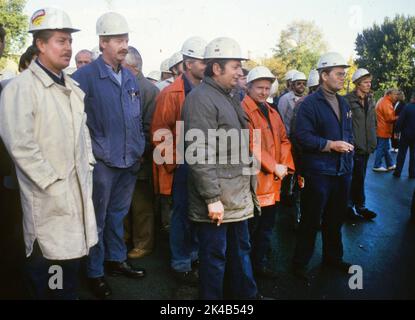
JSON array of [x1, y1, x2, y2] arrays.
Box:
[[35, 59, 65, 86]]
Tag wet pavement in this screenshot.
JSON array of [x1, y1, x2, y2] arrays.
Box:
[[1, 153, 414, 300]]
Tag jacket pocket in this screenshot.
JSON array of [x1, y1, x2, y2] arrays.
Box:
[[33, 178, 72, 220], [217, 166, 251, 211]]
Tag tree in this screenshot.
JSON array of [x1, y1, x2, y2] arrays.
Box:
[[273, 20, 328, 90], [355, 15, 415, 99], [339, 57, 358, 96], [0, 0, 28, 68]]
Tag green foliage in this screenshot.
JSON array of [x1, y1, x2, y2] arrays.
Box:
[[339, 57, 358, 96], [0, 0, 28, 68], [274, 20, 327, 84], [355, 15, 415, 99]]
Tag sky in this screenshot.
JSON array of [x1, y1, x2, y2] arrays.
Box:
[[23, 0, 415, 75]]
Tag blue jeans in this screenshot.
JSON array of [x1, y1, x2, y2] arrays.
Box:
[[249, 204, 277, 269], [170, 163, 198, 272], [395, 137, 415, 177], [87, 160, 138, 278], [374, 138, 394, 168], [196, 220, 258, 300]]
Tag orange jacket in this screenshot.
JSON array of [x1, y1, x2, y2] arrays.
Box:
[[151, 75, 185, 195], [376, 96, 398, 138], [242, 95, 295, 207]]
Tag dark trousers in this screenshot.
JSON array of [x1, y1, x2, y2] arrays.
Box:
[[293, 174, 352, 267], [411, 188, 415, 220], [170, 163, 198, 272], [25, 242, 81, 300], [249, 204, 277, 269], [349, 154, 369, 210], [395, 138, 415, 177], [196, 220, 258, 300]]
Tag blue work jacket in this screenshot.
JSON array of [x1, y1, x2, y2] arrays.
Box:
[[294, 88, 354, 176], [73, 56, 145, 168]]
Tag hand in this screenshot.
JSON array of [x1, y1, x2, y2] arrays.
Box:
[[274, 164, 288, 180], [208, 201, 225, 226], [329, 141, 354, 153]]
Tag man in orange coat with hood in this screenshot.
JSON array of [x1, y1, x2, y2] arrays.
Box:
[[242, 66, 295, 278]]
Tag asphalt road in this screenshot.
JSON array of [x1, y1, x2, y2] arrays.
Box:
[[1, 152, 414, 300]]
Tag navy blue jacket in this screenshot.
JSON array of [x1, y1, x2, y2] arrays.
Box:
[[73, 56, 145, 168], [294, 88, 354, 176], [395, 103, 415, 142]]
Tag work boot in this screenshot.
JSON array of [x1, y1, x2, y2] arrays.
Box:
[[172, 269, 199, 286], [105, 261, 146, 278], [89, 277, 112, 300]]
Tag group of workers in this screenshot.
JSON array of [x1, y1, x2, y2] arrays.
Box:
[[0, 7, 414, 301]]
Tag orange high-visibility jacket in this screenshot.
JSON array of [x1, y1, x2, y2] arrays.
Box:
[[376, 96, 398, 138], [151, 75, 185, 195], [242, 95, 295, 207]]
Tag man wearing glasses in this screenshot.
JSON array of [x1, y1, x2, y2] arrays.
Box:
[[278, 71, 307, 137], [291, 52, 355, 281]]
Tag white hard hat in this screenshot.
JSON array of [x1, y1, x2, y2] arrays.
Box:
[[96, 12, 129, 36], [291, 71, 307, 82], [352, 68, 371, 83], [317, 52, 350, 70], [307, 69, 320, 88], [29, 8, 79, 33], [181, 36, 207, 60], [204, 37, 247, 60], [168, 52, 183, 70], [269, 79, 279, 98], [160, 58, 173, 74], [91, 46, 101, 60], [247, 66, 276, 84], [147, 70, 161, 82], [284, 69, 298, 81]]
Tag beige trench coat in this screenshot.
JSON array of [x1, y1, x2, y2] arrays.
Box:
[[0, 61, 98, 260]]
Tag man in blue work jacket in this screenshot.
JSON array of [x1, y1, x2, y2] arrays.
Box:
[[292, 52, 355, 281], [73, 12, 146, 299]]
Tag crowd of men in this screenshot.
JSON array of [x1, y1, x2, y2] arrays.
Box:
[[0, 8, 414, 300]]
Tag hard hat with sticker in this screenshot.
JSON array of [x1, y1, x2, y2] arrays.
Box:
[[31, 9, 46, 27]]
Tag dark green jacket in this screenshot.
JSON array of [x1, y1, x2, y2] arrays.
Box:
[[136, 71, 159, 180], [345, 91, 377, 155]]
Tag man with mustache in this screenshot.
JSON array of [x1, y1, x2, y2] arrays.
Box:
[[72, 12, 146, 299], [0, 8, 98, 299]]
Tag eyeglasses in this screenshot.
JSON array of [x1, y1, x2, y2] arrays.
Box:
[[295, 81, 306, 86], [334, 72, 346, 78]]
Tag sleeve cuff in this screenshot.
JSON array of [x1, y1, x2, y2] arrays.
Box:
[[38, 171, 61, 190], [322, 140, 332, 152], [205, 196, 221, 205]]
